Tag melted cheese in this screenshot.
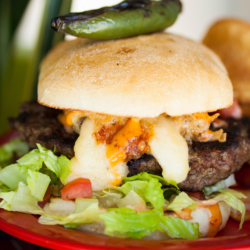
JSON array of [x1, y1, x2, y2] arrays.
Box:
[[149, 115, 189, 183], [65, 111, 77, 126], [106, 118, 143, 167], [66, 118, 129, 191]]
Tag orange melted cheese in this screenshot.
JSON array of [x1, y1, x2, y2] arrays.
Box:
[[106, 118, 143, 167], [57, 113, 74, 133], [65, 111, 79, 126], [205, 203, 222, 237], [192, 112, 219, 123]]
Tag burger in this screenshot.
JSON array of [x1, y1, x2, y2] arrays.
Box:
[[1, 32, 247, 239]]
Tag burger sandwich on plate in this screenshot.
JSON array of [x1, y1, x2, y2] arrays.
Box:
[[1, 31, 248, 239]]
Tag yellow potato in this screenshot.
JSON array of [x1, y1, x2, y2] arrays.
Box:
[[203, 19, 250, 105]]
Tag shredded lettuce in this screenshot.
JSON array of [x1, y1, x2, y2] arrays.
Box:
[[167, 192, 197, 212], [10, 182, 44, 214], [0, 144, 71, 217], [0, 191, 16, 210], [17, 144, 71, 183], [39, 198, 102, 228], [203, 175, 236, 197], [160, 216, 201, 239], [117, 190, 146, 211], [0, 138, 29, 167], [0, 164, 29, 190], [0, 182, 44, 214], [3, 146, 245, 240], [123, 172, 179, 189], [211, 188, 246, 229], [100, 207, 200, 239], [93, 190, 123, 209], [100, 208, 162, 239], [27, 170, 51, 201], [144, 177, 164, 212], [0, 181, 11, 193]]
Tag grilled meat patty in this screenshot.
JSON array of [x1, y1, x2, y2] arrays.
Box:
[[9, 101, 77, 159], [9, 102, 250, 191]]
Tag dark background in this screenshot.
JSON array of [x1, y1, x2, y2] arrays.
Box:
[[0, 230, 49, 250]]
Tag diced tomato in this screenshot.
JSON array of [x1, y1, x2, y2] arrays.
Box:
[[185, 191, 205, 200], [234, 163, 250, 188], [218, 99, 242, 119], [61, 178, 92, 200]]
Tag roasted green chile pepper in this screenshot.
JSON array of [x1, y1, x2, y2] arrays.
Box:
[[51, 0, 182, 40]]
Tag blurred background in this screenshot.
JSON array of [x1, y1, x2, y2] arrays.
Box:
[[0, 0, 250, 248]]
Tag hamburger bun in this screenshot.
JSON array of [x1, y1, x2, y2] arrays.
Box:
[[38, 32, 233, 118]]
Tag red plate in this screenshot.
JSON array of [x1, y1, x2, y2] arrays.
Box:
[[1, 131, 250, 250]]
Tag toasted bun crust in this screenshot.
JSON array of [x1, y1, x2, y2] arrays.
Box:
[[38, 33, 233, 118], [203, 19, 250, 104]]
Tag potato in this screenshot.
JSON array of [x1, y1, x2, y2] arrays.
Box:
[[203, 19, 250, 105]]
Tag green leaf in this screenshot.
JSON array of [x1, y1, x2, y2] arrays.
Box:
[[167, 192, 197, 212], [10, 182, 44, 214], [17, 149, 44, 172], [0, 164, 29, 190], [0, 182, 44, 214], [115, 180, 148, 198], [93, 190, 123, 209], [0, 191, 16, 211], [203, 175, 236, 197], [27, 170, 50, 201], [212, 188, 246, 229], [100, 208, 162, 239], [39, 201, 102, 227], [100, 207, 201, 239], [57, 154, 71, 183], [160, 216, 201, 239], [74, 198, 99, 213], [123, 172, 179, 189], [117, 190, 146, 211], [0, 181, 11, 193], [0, 138, 29, 166], [17, 144, 71, 183], [144, 178, 164, 212], [163, 186, 180, 201]]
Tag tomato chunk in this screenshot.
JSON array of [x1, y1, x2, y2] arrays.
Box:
[[218, 99, 242, 119], [61, 178, 92, 200]]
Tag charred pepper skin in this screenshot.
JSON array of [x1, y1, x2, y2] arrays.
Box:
[[51, 0, 182, 40]]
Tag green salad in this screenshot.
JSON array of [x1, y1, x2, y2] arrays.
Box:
[[0, 140, 246, 239]]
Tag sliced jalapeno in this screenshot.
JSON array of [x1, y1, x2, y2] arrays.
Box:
[[51, 0, 182, 40]]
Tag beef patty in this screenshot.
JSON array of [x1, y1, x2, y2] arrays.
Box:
[[9, 101, 78, 159], [9, 102, 250, 191]]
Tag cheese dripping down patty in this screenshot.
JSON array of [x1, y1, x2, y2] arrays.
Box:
[[66, 115, 190, 190]]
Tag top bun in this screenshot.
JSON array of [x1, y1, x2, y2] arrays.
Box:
[[38, 32, 233, 118], [203, 19, 250, 104]]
